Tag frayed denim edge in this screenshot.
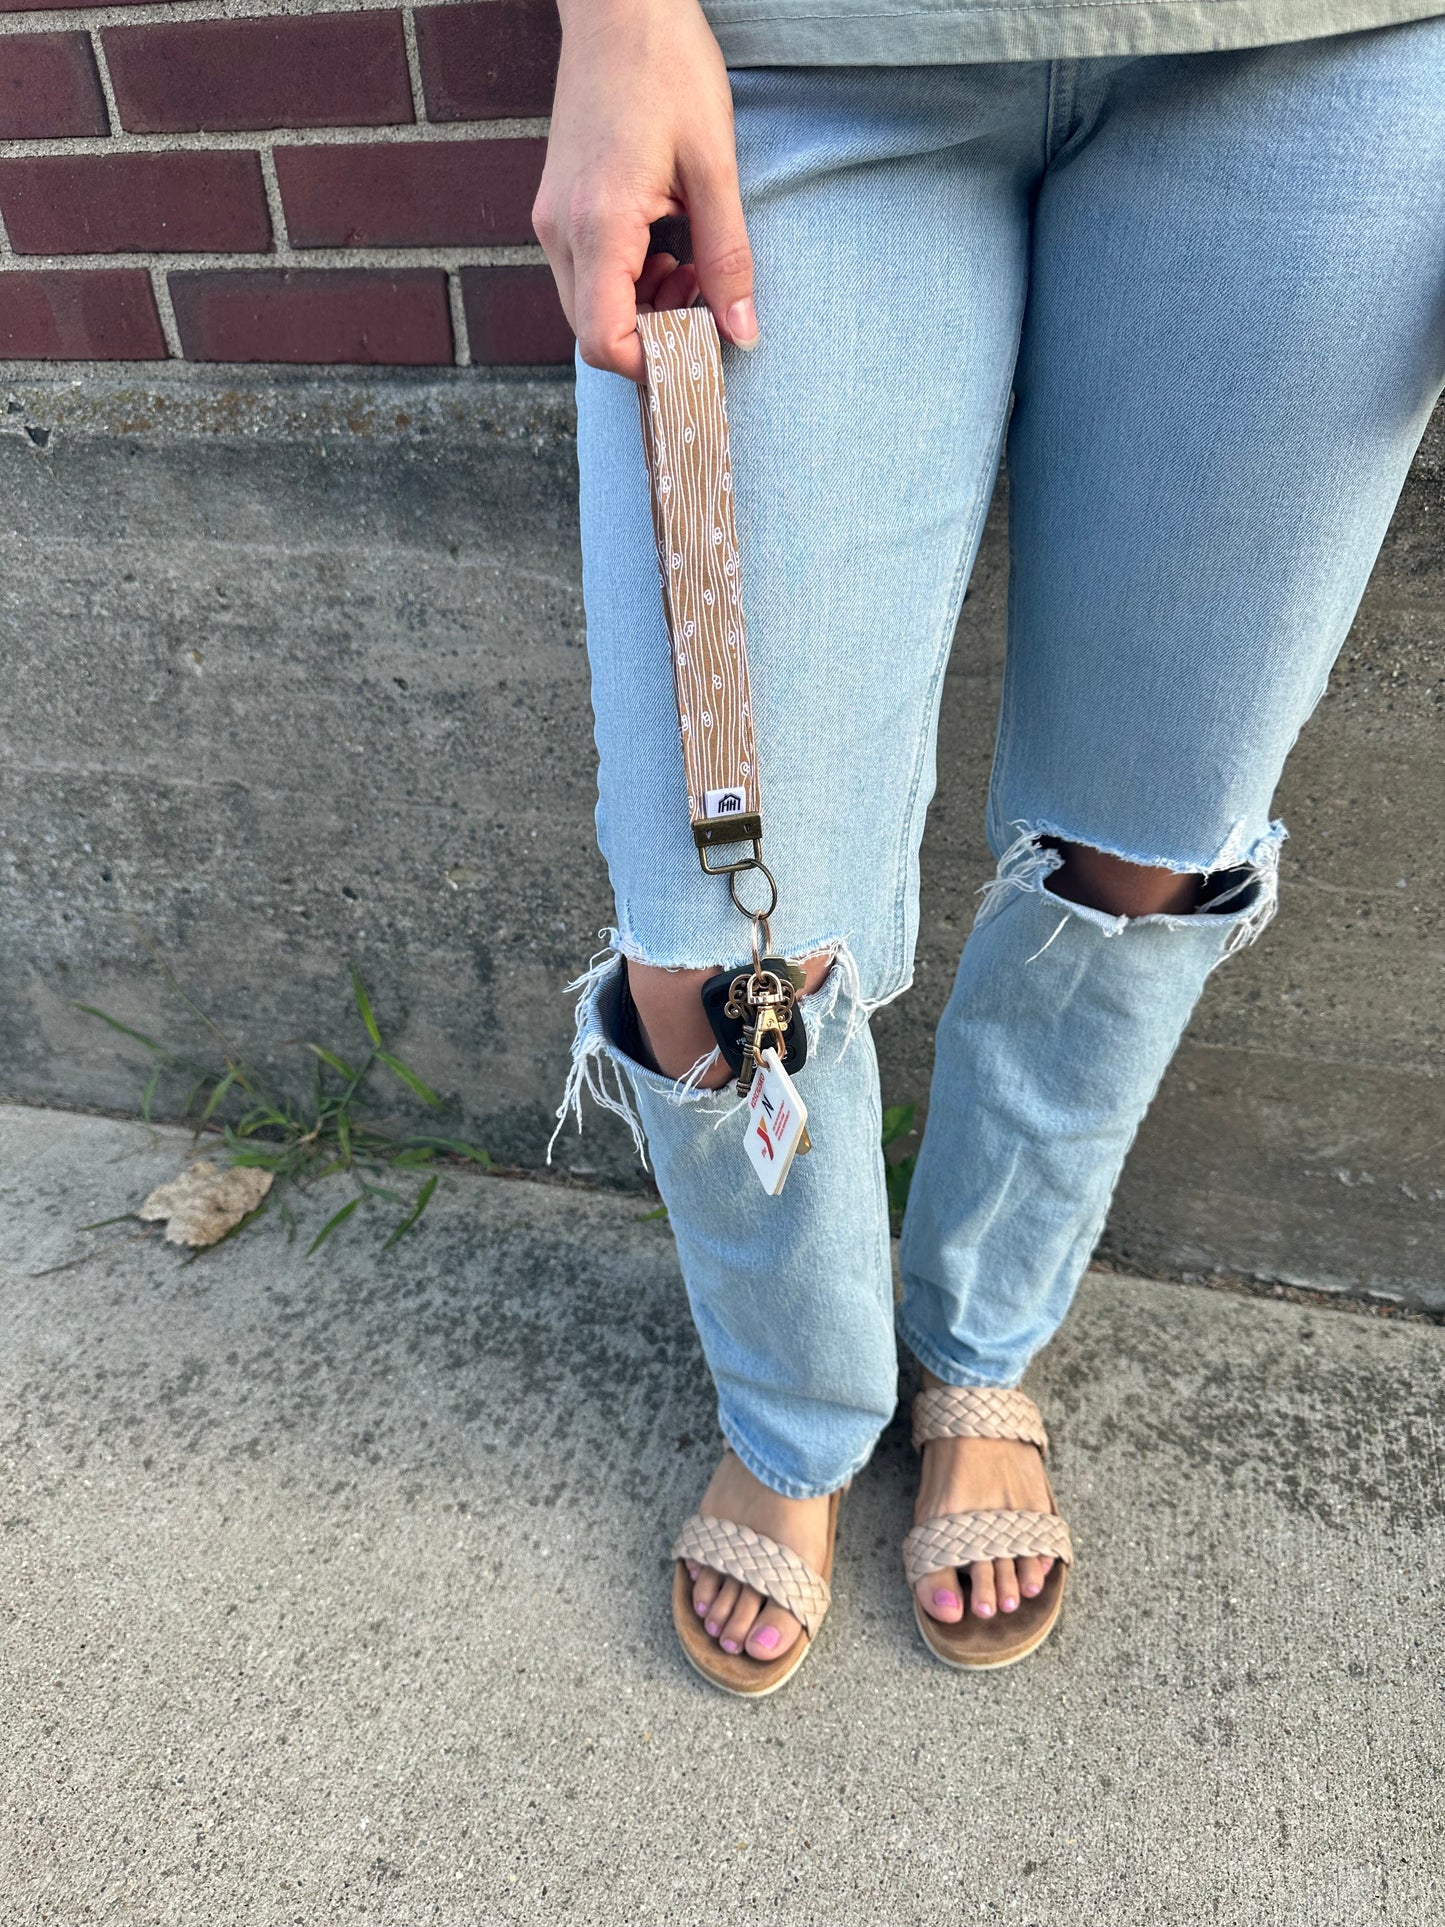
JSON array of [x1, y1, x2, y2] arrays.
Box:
[[546, 926, 872, 1167], [545, 936, 652, 1169], [972, 819, 1288, 970]]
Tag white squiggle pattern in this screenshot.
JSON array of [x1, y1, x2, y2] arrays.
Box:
[[635, 309, 759, 825]]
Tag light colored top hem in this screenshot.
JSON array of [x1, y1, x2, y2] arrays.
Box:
[[701, 0, 1445, 65]]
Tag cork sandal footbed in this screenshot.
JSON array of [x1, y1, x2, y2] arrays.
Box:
[[911, 1510, 1068, 1670], [671, 1486, 842, 1698], [903, 1386, 1074, 1672]]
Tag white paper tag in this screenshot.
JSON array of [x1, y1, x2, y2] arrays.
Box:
[[743, 1047, 809, 1196]]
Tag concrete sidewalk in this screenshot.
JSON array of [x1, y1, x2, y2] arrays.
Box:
[[1, 1103, 1441, 1926]]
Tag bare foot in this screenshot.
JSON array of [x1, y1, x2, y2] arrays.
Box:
[[684, 1451, 833, 1664], [911, 1367, 1056, 1625]]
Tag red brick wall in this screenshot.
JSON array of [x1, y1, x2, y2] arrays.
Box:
[[0, 0, 573, 365]]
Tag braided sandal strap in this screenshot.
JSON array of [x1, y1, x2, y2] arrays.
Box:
[[912, 1384, 1049, 1454], [902, 1509, 1074, 1587], [672, 1513, 831, 1636]]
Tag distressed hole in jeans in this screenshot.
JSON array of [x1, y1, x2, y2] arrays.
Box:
[[545, 930, 870, 1166], [973, 820, 1286, 963]]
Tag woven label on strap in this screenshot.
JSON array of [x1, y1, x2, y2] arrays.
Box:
[[903, 1509, 1074, 1587], [912, 1385, 1049, 1454], [635, 308, 759, 845], [672, 1512, 830, 1635]]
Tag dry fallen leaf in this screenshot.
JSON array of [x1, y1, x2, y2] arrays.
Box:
[[137, 1161, 273, 1247]]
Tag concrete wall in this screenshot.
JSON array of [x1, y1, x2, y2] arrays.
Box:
[[2, 363, 1441, 1307]]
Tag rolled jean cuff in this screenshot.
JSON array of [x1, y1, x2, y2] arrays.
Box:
[[717, 1396, 884, 1501], [893, 1306, 1027, 1392]]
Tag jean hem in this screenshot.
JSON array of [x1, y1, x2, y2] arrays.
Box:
[[717, 1401, 884, 1502], [895, 1307, 1026, 1392]]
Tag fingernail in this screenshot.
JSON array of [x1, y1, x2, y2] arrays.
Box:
[[750, 1625, 780, 1651], [933, 1589, 960, 1611], [720, 1638, 740, 1654], [724, 298, 759, 349], [705, 1621, 719, 1636]]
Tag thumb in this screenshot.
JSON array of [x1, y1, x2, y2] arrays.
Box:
[[679, 150, 759, 349]]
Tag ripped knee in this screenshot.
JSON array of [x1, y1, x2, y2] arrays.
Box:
[[976, 821, 1286, 960], [620, 959, 728, 1087], [546, 931, 864, 1168], [626, 951, 835, 1084], [1045, 840, 1202, 919]]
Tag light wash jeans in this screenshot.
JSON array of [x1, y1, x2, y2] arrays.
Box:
[[553, 22, 1445, 1499]]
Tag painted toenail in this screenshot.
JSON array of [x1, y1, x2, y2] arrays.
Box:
[[933, 1589, 960, 1611], [695, 1600, 708, 1615], [750, 1625, 780, 1651], [705, 1621, 719, 1636], [1023, 1583, 1040, 1596], [975, 1602, 994, 1617], [1002, 1597, 1017, 1610], [720, 1639, 740, 1654]]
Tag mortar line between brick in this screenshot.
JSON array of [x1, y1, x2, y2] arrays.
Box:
[[0, 0, 447, 30], [149, 263, 184, 357], [3, 243, 546, 272], [0, 121, 549, 160], [401, 6, 429, 125], [86, 26, 122, 137], [257, 149, 291, 253], [446, 267, 470, 368]]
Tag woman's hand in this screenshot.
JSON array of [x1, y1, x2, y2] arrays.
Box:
[[533, 0, 758, 383]]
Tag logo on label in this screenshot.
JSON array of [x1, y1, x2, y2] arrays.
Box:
[[704, 786, 746, 818]]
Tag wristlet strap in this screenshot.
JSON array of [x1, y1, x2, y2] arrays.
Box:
[[635, 307, 764, 876], [634, 307, 813, 1176]]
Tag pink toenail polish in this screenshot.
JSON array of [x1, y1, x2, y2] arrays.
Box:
[[1002, 1597, 1017, 1611], [720, 1639, 740, 1654], [695, 1600, 707, 1615], [976, 1602, 994, 1617], [933, 1589, 960, 1611], [751, 1625, 780, 1651], [705, 1621, 719, 1636], [1024, 1583, 1039, 1596]]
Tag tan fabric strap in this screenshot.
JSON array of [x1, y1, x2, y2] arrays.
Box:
[[635, 307, 762, 864], [911, 1384, 1049, 1454], [902, 1509, 1075, 1587], [672, 1512, 831, 1636]]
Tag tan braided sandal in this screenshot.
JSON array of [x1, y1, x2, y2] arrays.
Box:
[[671, 1472, 844, 1698], [903, 1385, 1073, 1670]]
